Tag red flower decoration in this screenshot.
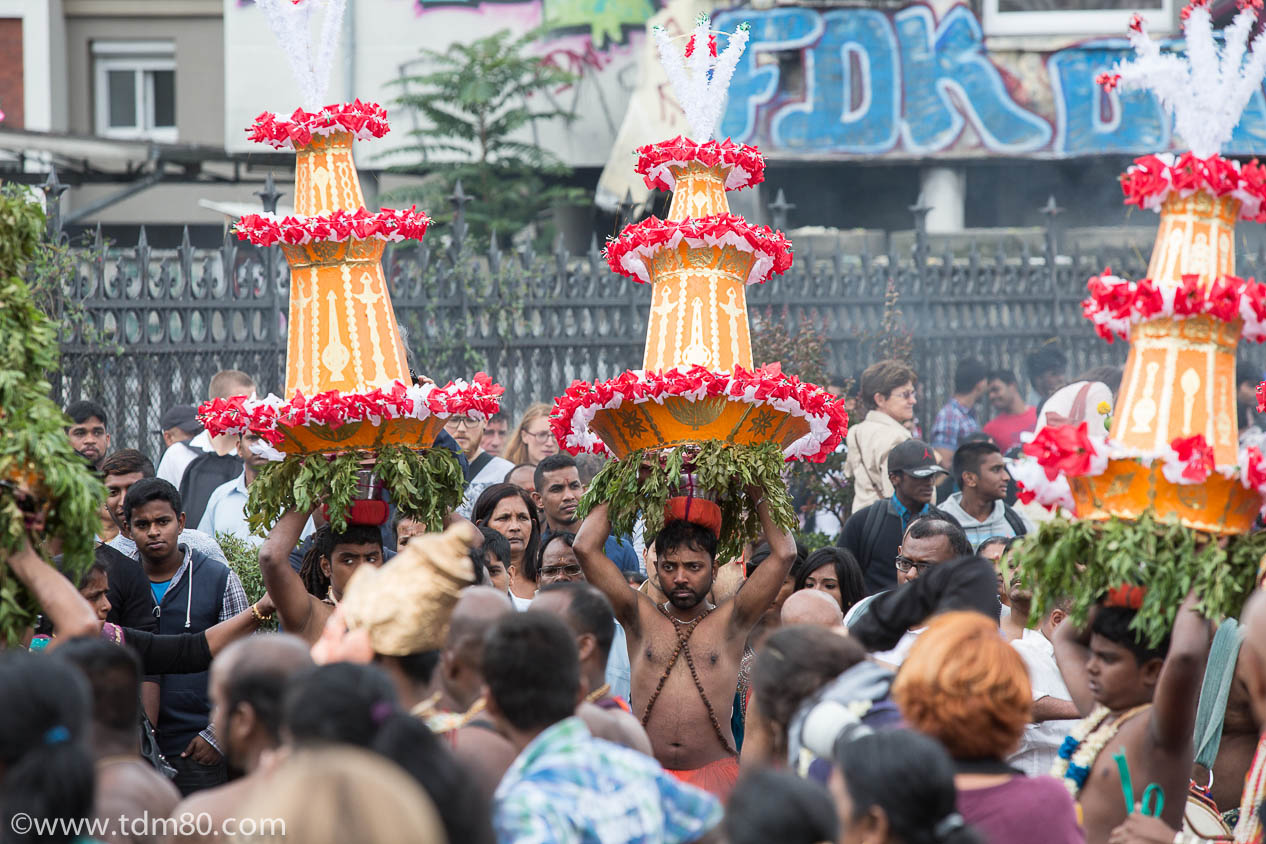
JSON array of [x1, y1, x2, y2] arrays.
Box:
[[1245, 446, 1266, 487], [1121, 155, 1171, 209], [605, 214, 793, 286], [1170, 434, 1215, 483], [1022, 422, 1098, 480], [1207, 275, 1246, 322], [247, 101, 390, 150], [550, 365, 848, 463], [634, 136, 766, 192], [235, 207, 432, 247], [1120, 152, 1266, 220], [1081, 271, 1266, 342], [1096, 72, 1122, 92], [197, 375, 503, 447]]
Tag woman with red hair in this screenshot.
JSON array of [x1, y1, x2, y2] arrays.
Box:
[[893, 611, 1084, 843]]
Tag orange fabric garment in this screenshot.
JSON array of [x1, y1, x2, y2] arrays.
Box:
[[666, 756, 740, 801]]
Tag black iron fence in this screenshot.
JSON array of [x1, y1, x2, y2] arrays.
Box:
[[44, 168, 1236, 462]]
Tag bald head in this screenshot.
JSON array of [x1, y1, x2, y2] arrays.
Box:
[[781, 589, 844, 628], [446, 586, 515, 649], [211, 634, 314, 763], [213, 633, 313, 686]]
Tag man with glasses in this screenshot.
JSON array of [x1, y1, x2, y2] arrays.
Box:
[[842, 438, 949, 594], [534, 531, 632, 703], [848, 514, 973, 668], [448, 413, 514, 519], [892, 515, 971, 585]]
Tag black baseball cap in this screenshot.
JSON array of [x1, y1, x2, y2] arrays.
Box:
[[156, 404, 203, 435], [888, 439, 948, 478]]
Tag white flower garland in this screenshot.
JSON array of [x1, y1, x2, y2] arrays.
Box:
[[1051, 703, 1151, 800]]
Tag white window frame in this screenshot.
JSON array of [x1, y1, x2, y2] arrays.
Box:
[[981, 0, 1175, 37], [92, 40, 177, 142]]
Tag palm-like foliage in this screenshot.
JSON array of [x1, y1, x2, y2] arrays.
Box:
[[384, 29, 586, 245]]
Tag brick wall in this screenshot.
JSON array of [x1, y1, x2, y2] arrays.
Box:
[[0, 19, 23, 130]]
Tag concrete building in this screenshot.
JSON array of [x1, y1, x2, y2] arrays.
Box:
[[1, 0, 1261, 246]]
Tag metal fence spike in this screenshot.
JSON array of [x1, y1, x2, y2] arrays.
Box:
[[256, 172, 283, 214]]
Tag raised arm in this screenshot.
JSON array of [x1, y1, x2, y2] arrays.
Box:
[[207, 594, 275, 656], [258, 509, 317, 638], [7, 536, 98, 640], [1053, 606, 1097, 717], [575, 502, 642, 632], [1150, 591, 1211, 751], [730, 490, 796, 632], [120, 596, 271, 675]]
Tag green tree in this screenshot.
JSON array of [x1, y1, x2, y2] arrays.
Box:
[[753, 314, 854, 536], [384, 29, 586, 246]]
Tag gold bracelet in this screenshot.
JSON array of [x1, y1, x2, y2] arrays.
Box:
[[250, 603, 272, 624]]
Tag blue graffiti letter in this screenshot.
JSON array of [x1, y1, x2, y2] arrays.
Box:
[[770, 9, 900, 154], [714, 8, 822, 145], [1048, 44, 1168, 155], [895, 6, 1051, 153], [1228, 85, 1266, 153]]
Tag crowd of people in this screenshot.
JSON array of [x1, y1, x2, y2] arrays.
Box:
[[4, 344, 1266, 844]]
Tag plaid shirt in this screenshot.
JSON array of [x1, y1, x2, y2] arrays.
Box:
[[930, 398, 979, 451], [493, 717, 722, 844]]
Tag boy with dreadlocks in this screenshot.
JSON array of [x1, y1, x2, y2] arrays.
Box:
[[258, 509, 384, 645]]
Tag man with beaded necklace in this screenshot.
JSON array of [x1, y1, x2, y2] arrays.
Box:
[[574, 487, 796, 801], [1052, 589, 1211, 843]]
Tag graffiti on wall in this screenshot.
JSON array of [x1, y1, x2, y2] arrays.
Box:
[[414, 0, 656, 46], [710, 4, 1266, 157]]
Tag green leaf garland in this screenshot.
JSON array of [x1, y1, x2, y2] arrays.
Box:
[[247, 444, 464, 535], [1009, 512, 1266, 648], [0, 191, 104, 646], [579, 440, 796, 564]]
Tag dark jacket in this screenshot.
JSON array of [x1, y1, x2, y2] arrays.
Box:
[[149, 548, 229, 757], [841, 499, 947, 595], [102, 543, 158, 632], [179, 451, 243, 528]]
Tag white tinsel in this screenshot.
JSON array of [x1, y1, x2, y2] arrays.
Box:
[[1110, 3, 1266, 158], [254, 0, 348, 111], [652, 15, 751, 142]]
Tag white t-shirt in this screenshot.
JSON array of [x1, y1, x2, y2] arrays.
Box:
[[1009, 628, 1078, 777], [458, 453, 516, 519], [156, 439, 207, 488]]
